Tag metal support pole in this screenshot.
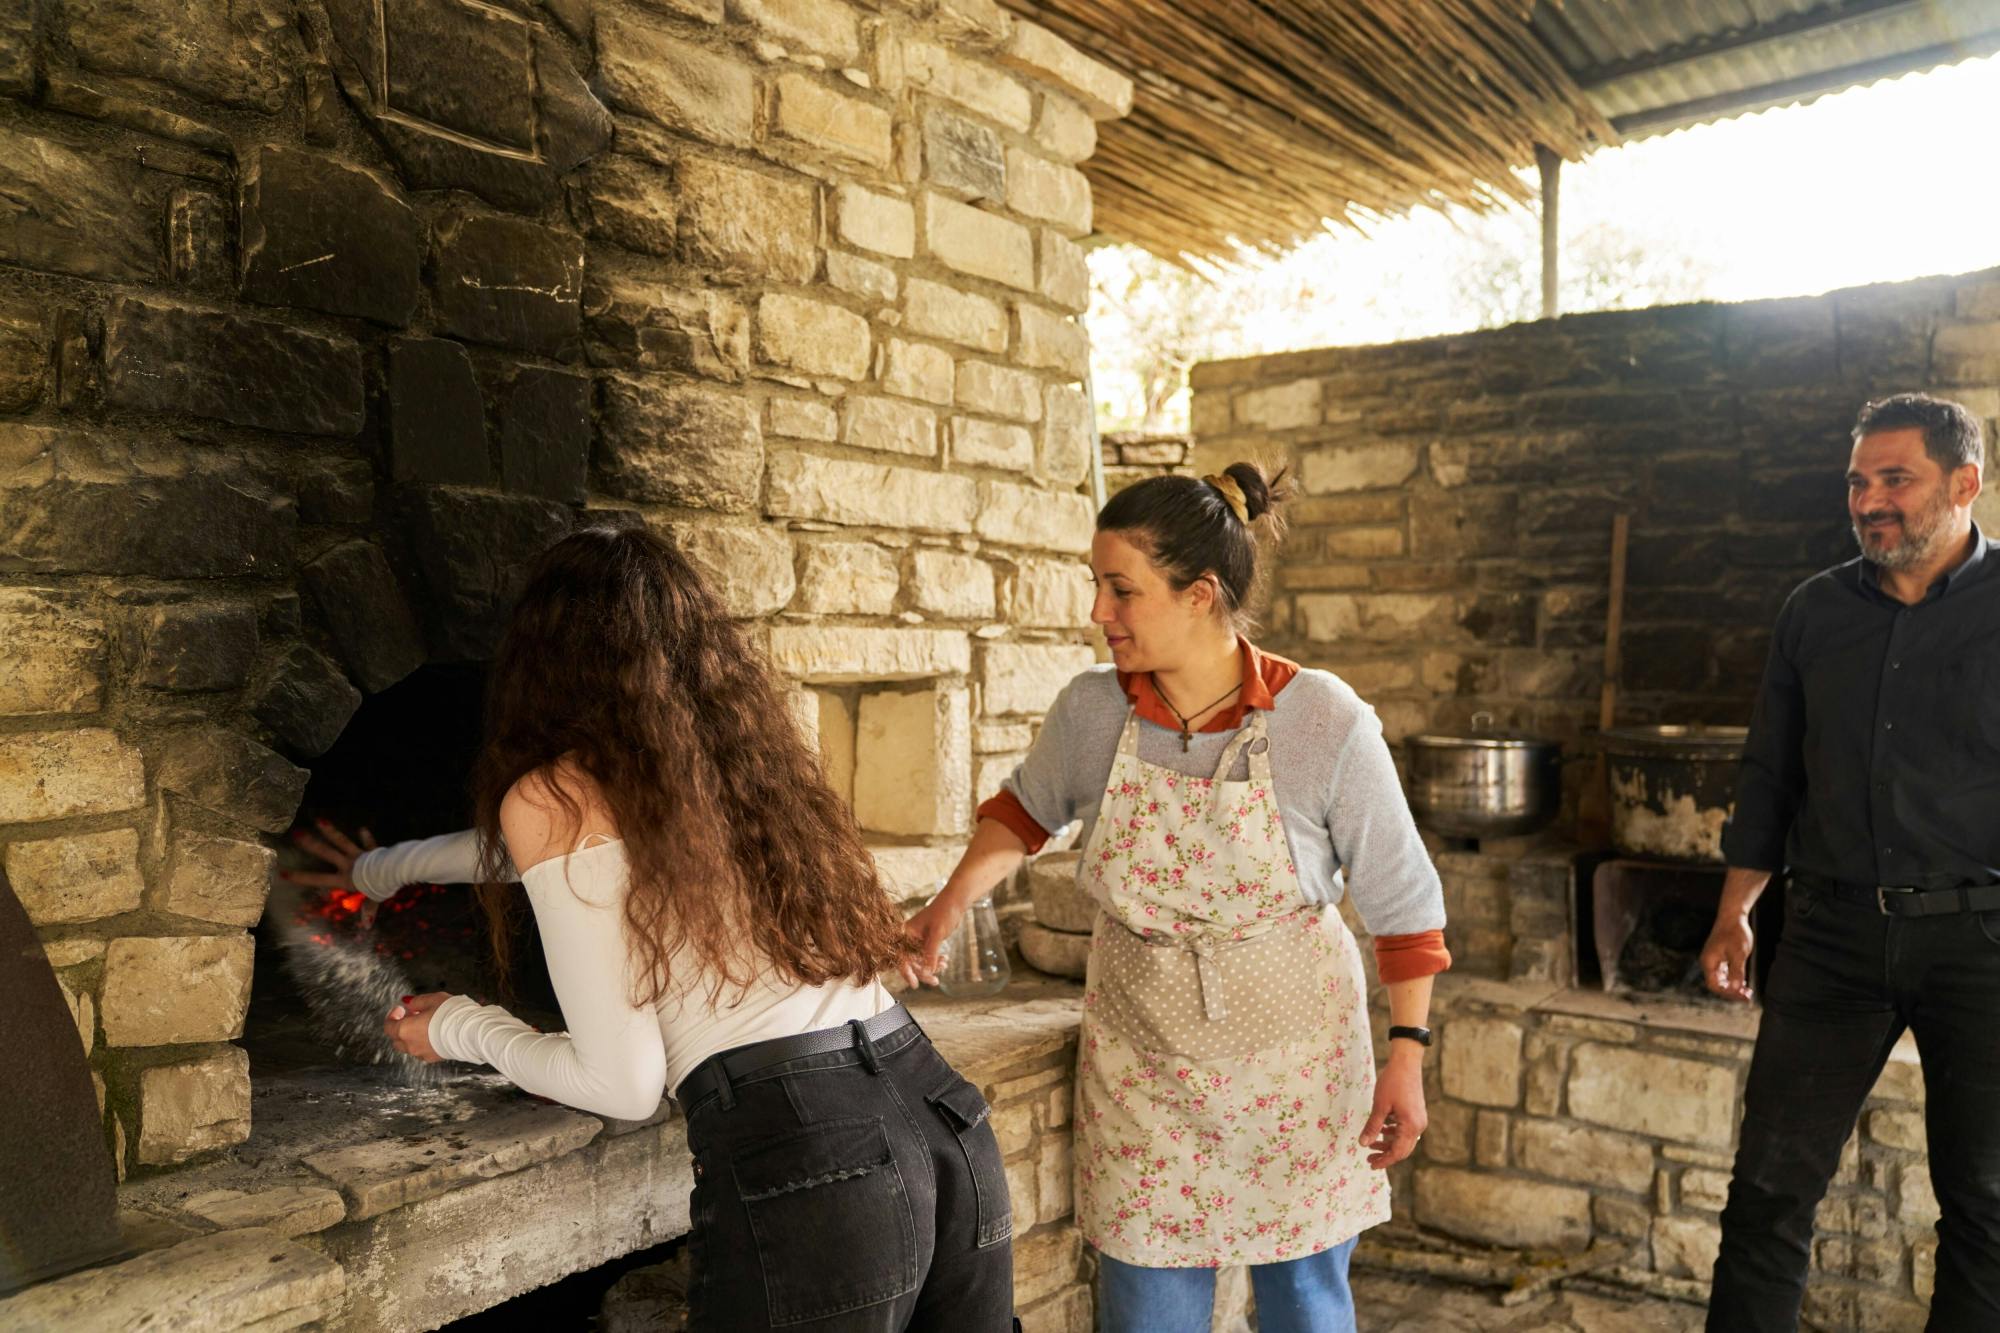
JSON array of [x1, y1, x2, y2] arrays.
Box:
[[1536, 144, 1561, 320]]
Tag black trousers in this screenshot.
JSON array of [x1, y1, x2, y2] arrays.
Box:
[[681, 1019, 1016, 1331], [1708, 882, 2000, 1331]]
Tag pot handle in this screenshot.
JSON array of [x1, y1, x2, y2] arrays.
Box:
[[1471, 710, 1495, 734]]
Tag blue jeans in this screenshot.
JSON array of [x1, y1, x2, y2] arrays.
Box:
[[1097, 1237, 1359, 1333]]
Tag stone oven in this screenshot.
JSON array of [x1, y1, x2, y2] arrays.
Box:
[[1, 0, 1123, 1322]]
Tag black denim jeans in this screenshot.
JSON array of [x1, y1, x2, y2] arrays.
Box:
[[680, 1018, 1016, 1331], [1709, 882, 2000, 1331]]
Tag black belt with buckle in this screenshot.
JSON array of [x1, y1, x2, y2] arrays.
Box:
[[674, 1003, 918, 1109], [1792, 872, 2000, 917]]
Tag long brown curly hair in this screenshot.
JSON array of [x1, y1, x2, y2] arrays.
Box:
[[469, 526, 908, 1004]]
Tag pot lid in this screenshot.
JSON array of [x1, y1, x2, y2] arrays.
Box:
[[1406, 731, 1558, 750], [1602, 724, 1748, 759]]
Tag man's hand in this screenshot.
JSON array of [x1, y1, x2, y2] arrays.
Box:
[[384, 992, 454, 1063], [1701, 911, 1756, 1002], [1360, 1044, 1428, 1169]]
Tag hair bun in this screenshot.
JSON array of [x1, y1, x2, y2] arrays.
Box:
[[1223, 461, 1287, 523]]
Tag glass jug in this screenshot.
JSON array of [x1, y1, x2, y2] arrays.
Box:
[[937, 892, 1011, 997]]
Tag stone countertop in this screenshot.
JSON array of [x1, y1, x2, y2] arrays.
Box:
[[8, 981, 1084, 1332]]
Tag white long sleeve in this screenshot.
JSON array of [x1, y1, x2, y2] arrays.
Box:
[[349, 829, 520, 902], [426, 843, 669, 1122]]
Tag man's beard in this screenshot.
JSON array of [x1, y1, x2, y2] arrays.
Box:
[[1854, 485, 1954, 570]]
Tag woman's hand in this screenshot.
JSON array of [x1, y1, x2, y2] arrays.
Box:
[[898, 894, 966, 989], [283, 819, 381, 923], [1359, 1044, 1428, 1169], [384, 992, 454, 1063]]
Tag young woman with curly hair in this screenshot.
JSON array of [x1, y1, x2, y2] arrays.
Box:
[[902, 464, 1449, 1333], [302, 526, 1015, 1331]]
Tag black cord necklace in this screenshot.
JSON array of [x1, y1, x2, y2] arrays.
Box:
[[1153, 675, 1242, 751]]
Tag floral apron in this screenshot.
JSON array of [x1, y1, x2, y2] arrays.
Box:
[[1074, 708, 1387, 1267]]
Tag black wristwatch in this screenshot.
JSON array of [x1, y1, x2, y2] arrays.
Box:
[[1388, 1025, 1433, 1048]]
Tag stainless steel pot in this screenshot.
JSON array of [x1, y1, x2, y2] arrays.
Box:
[[1404, 719, 1563, 840], [1602, 725, 1747, 864]]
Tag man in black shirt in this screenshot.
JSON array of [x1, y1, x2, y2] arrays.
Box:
[[1702, 392, 2000, 1330]]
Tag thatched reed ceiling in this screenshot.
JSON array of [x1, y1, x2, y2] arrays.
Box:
[[1004, 0, 1613, 263]]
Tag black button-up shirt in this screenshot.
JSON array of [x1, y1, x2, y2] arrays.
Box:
[[1722, 523, 2000, 888]]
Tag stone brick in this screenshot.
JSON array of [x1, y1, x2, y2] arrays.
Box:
[[397, 489, 573, 662], [676, 156, 817, 284], [1441, 1015, 1523, 1108], [769, 397, 840, 442], [906, 549, 996, 619], [1012, 1225, 1082, 1306], [1015, 304, 1090, 380], [596, 15, 754, 147], [882, 339, 956, 405], [855, 686, 971, 835], [1933, 323, 2000, 384], [1005, 149, 1091, 235], [923, 105, 1006, 200], [869, 843, 963, 902], [579, 155, 677, 257], [137, 1048, 252, 1166], [904, 279, 1007, 353], [952, 418, 1034, 471], [976, 480, 1093, 552], [1300, 442, 1422, 494], [1003, 1156, 1037, 1230], [1233, 379, 1322, 432], [0, 589, 107, 716], [759, 294, 871, 381], [1867, 1107, 1926, 1152], [767, 452, 977, 533], [5, 829, 144, 926], [250, 643, 362, 758], [0, 302, 46, 413], [827, 251, 900, 303], [303, 542, 426, 694], [1514, 1121, 1654, 1194], [1037, 1135, 1073, 1223], [733, 0, 860, 62], [1414, 1167, 1591, 1252], [923, 194, 1034, 291], [102, 934, 255, 1047], [660, 522, 795, 619], [816, 692, 855, 800], [772, 73, 891, 167], [1004, 558, 1093, 628], [1034, 93, 1096, 163], [102, 297, 363, 436], [598, 376, 762, 513], [155, 724, 309, 834], [1568, 1043, 1738, 1148], [72, 0, 300, 113], [1652, 1214, 1722, 1279], [0, 130, 162, 284], [982, 642, 1094, 715], [583, 272, 750, 381], [1037, 231, 1091, 314], [835, 185, 916, 259], [998, 19, 1132, 119], [898, 39, 1032, 131], [767, 627, 971, 682], [794, 541, 900, 615], [1475, 1110, 1510, 1167], [1041, 384, 1093, 485], [159, 832, 274, 928], [958, 361, 1044, 422], [385, 337, 493, 486], [238, 146, 421, 326], [486, 363, 593, 506], [1679, 1167, 1732, 1212], [844, 395, 938, 457], [0, 729, 145, 825], [433, 212, 584, 359]]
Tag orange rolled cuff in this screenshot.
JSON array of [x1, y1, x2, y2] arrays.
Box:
[[1374, 929, 1452, 983], [976, 790, 1051, 855]]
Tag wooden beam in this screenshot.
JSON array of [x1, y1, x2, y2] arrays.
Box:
[[1536, 143, 1560, 319]]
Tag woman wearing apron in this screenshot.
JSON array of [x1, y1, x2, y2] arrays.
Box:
[[904, 463, 1449, 1331]]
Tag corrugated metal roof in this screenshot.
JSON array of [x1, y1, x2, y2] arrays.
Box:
[[1533, 0, 2000, 138]]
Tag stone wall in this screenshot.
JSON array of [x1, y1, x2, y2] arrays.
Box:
[[1100, 427, 1190, 494], [1395, 980, 1937, 1327], [1188, 270, 2000, 774], [0, 0, 1128, 1173]]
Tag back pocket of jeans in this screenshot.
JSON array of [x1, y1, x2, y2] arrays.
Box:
[[732, 1116, 918, 1325], [928, 1080, 1013, 1248]]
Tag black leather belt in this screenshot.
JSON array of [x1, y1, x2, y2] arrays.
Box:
[[674, 1004, 918, 1108], [1792, 872, 2000, 917]]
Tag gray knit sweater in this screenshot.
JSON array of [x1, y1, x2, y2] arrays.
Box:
[[998, 665, 1447, 939]]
